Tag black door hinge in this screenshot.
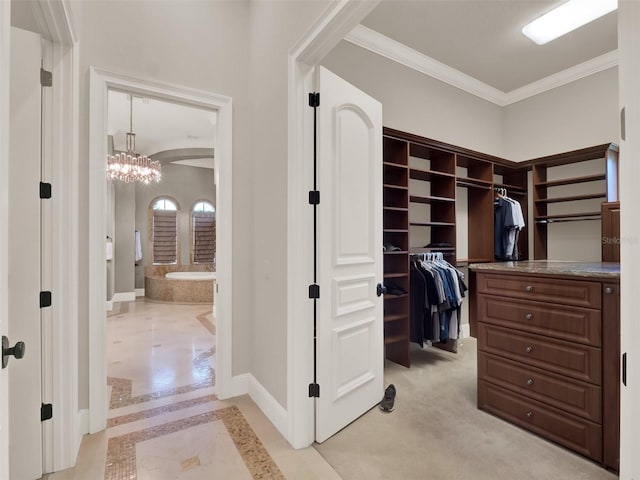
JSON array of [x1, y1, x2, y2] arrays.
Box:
[[41, 403, 53, 421], [40, 291, 52, 308], [309, 284, 320, 299], [309, 92, 320, 107], [308, 383, 320, 398], [40, 182, 52, 199], [40, 68, 52, 87], [622, 352, 627, 386], [308, 190, 320, 205]]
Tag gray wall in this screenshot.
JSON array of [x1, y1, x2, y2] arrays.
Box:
[[71, 0, 331, 411], [134, 163, 215, 287], [114, 181, 135, 294]]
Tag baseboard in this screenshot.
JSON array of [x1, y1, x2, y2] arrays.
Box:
[[247, 375, 288, 441], [135, 288, 145, 297], [106, 300, 113, 311], [78, 408, 89, 436], [461, 323, 471, 338], [111, 291, 136, 303], [226, 373, 288, 443]]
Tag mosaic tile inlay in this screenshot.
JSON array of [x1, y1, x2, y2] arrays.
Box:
[[108, 376, 214, 410], [104, 406, 285, 480], [107, 394, 218, 428]]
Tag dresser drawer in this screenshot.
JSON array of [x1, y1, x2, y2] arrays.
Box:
[[477, 295, 601, 346], [478, 353, 601, 422], [478, 381, 602, 462], [476, 274, 601, 309], [478, 324, 601, 385]]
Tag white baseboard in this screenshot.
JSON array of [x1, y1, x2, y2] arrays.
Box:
[[111, 291, 135, 303], [78, 408, 89, 436], [106, 300, 113, 311], [135, 288, 145, 297], [226, 373, 288, 444], [461, 323, 471, 338]]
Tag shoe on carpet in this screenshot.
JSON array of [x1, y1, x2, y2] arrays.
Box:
[[379, 384, 396, 412]]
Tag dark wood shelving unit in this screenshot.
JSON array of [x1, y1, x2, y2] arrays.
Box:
[[529, 143, 618, 259]]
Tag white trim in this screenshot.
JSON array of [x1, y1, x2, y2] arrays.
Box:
[[77, 409, 89, 437], [460, 324, 471, 339], [111, 292, 136, 303], [135, 288, 145, 297], [345, 24, 619, 107], [106, 301, 114, 312], [345, 25, 505, 105], [247, 375, 288, 438], [89, 68, 234, 434], [287, 0, 381, 450], [0, 2, 11, 478], [227, 373, 250, 398]]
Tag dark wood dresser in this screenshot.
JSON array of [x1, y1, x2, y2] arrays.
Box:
[[469, 261, 620, 472]]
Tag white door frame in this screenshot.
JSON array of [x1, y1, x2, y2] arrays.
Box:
[[286, 0, 380, 448], [88, 68, 233, 432], [1, 0, 80, 473]]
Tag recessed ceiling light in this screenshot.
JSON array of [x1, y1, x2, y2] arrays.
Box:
[[522, 0, 618, 45]]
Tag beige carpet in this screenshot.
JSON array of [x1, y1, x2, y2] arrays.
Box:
[[314, 338, 618, 480]]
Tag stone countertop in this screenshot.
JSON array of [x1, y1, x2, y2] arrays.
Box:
[[469, 260, 620, 279]]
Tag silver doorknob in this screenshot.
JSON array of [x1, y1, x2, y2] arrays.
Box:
[[2, 335, 26, 369], [525, 313, 533, 320], [605, 287, 613, 294], [526, 411, 533, 419], [525, 346, 533, 353], [525, 285, 533, 292], [526, 378, 534, 386]]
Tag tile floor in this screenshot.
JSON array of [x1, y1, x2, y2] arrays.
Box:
[[42, 299, 338, 480]]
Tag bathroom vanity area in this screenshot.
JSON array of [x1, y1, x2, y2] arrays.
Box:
[[469, 261, 620, 472]]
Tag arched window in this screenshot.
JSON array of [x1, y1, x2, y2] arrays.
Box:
[[192, 201, 215, 264], [152, 197, 178, 264]]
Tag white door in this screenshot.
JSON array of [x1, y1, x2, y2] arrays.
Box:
[[315, 66, 383, 443], [8, 26, 43, 480]]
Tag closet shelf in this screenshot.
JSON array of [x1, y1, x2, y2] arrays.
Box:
[[495, 182, 527, 193], [409, 167, 455, 182], [384, 333, 409, 345], [384, 313, 409, 322], [384, 250, 409, 255], [536, 174, 605, 188], [384, 272, 409, 279], [535, 212, 601, 222], [383, 161, 408, 170], [383, 228, 409, 233], [534, 193, 606, 204], [384, 206, 409, 212], [409, 246, 455, 253], [384, 294, 409, 301], [456, 177, 492, 189], [409, 221, 455, 227], [409, 195, 455, 204], [383, 183, 409, 191]]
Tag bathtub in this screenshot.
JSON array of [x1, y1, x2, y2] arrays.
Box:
[[145, 268, 215, 304], [165, 271, 217, 281]]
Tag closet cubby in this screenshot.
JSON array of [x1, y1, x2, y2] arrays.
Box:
[[529, 143, 618, 259]]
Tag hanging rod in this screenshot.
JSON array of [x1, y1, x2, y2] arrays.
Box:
[[535, 215, 601, 224]]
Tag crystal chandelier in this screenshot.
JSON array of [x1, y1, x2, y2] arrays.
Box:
[[106, 95, 161, 184]]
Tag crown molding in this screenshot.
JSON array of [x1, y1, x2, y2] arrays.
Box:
[[344, 24, 618, 107]]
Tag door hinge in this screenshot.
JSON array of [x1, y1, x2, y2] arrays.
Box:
[[40, 291, 52, 308], [40, 182, 52, 199], [41, 403, 53, 421], [308, 190, 320, 205], [622, 352, 627, 386], [308, 383, 320, 398], [308, 284, 320, 299], [621, 107, 626, 141], [40, 68, 52, 87], [308, 92, 320, 108]]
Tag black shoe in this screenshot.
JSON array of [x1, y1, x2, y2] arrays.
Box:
[[379, 384, 396, 412]]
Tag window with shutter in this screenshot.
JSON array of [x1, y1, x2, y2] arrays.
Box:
[[152, 198, 178, 264], [192, 201, 216, 264]]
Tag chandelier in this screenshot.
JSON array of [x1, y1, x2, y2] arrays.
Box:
[[106, 95, 161, 184]]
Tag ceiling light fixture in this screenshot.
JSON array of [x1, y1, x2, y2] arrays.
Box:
[[106, 95, 161, 184], [522, 0, 617, 45]]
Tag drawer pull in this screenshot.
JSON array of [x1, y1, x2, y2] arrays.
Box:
[[526, 378, 534, 386], [605, 287, 613, 294], [525, 285, 533, 292], [524, 346, 533, 353], [525, 313, 533, 321], [526, 411, 533, 419]]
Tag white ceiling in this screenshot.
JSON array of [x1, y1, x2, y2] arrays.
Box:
[[360, 0, 618, 93], [107, 90, 217, 168]]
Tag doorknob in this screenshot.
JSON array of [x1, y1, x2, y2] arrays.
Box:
[[2, 336, 25, 369], [376, 283, 387, 297]]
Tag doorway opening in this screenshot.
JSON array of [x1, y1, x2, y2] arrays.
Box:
[[89, 68, 233, 433]]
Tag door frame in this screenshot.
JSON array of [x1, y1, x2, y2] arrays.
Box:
[[0, 0, 80, 473], [88, 68, 233, 432], [286, 0, 380, 448]]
